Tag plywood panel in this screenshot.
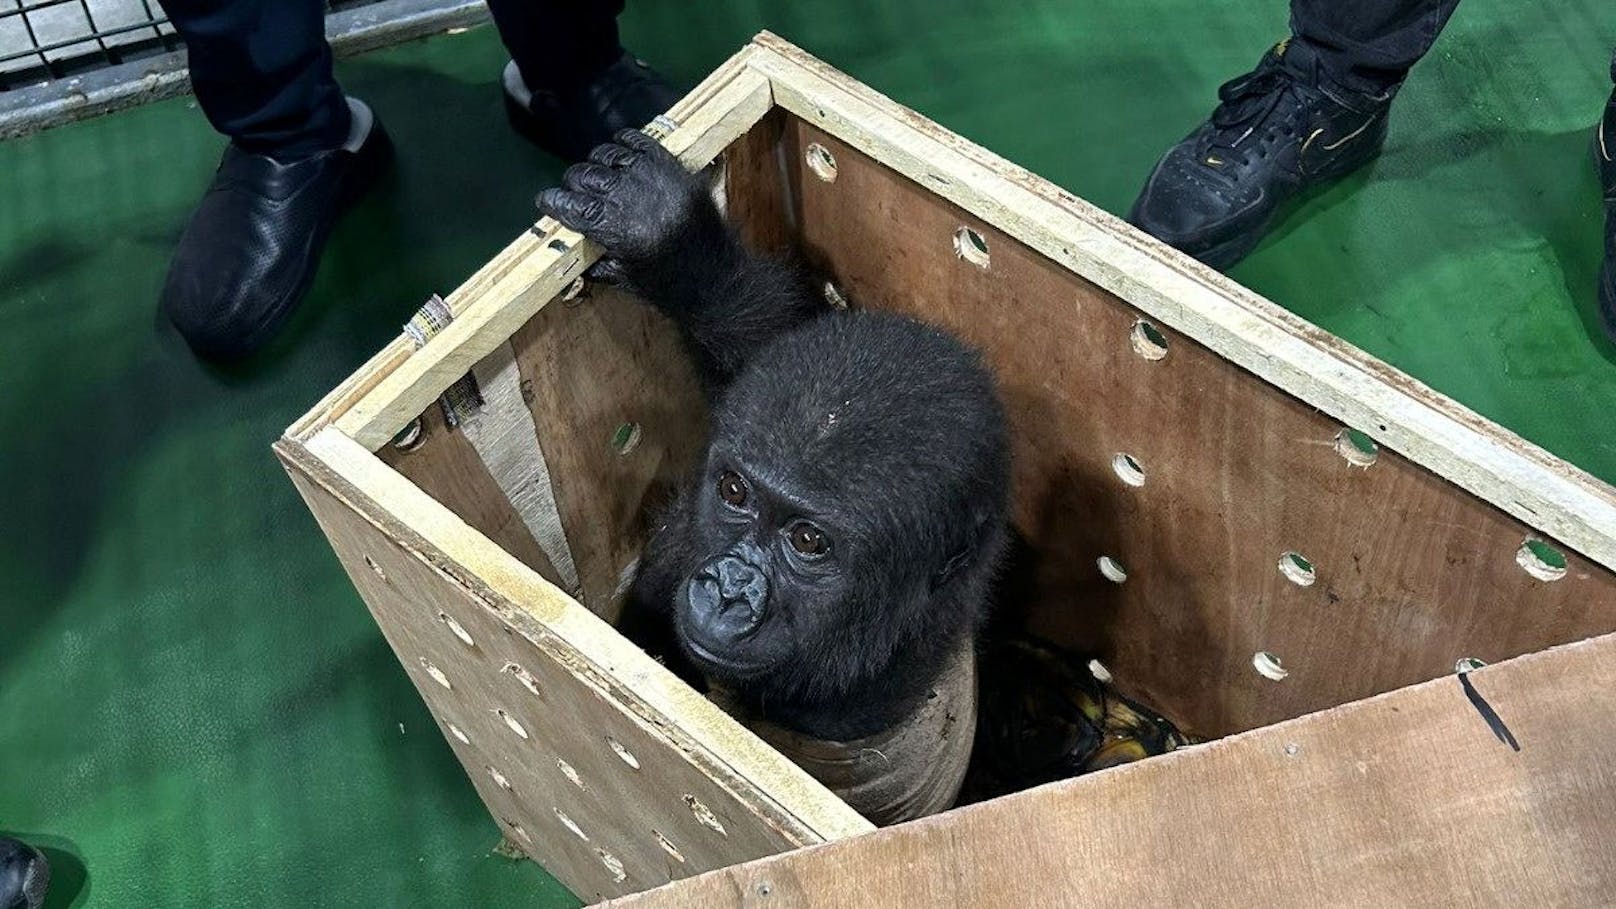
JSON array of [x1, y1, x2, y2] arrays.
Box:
[[600, 631, 1616, 909], [506, 287, 708, 622], [278, 435, 865, 903], [756, 119, 1616, 736]]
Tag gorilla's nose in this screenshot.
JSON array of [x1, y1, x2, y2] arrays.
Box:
[[687, 554, 769, 641]]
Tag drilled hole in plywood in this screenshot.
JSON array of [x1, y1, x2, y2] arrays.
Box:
[[1335, 428, 1379, 467], [823, 280, 850, 310], [684, 795, 727, 836], [1097, 556, 1127, 584], [364, 555, 387, 581], [1253, 651, 1288, 681], [597, 848, 627, 884], [610, 422, 642, 456], [953, 226, 990, 268], [653, 830, 686, 863], [1278, 552, 1316, 587], [418, 658, 451, 690], [391, 417, 425, 452], [1111, 453, 1145, 487], [1130, 320, 1169, 361], [445, 721, 470, 744], [607, 737, 640, 770], [1087, 659, 1113, 683], [502, 662, 543, 699], [438, 611, 475, 647], [495, 708, 529, 740], [561, 276, 589, 304], [1516, 539, 1568, 582], [557, 758, 586, 790], [554, 807, 589, 841], [1455, 657, 1488, 673], [805, 142, 837, 182], [487, 765, 513, 791]]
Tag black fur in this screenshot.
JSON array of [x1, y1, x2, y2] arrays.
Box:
[[539, 131, 1010, 741]]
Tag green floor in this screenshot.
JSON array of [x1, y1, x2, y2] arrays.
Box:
[[2, 1, 1614, 906]]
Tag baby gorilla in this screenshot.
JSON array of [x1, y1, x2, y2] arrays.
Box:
[[539, 130, 1009, 824]]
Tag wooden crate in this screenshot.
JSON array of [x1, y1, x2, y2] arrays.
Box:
[[276, 33, 1616, 907]]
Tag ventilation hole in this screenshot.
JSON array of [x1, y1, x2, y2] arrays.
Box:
[[446, 721, 470, 744], [597, 848, 627, 884], [1130, 320, 1169, 361], [554, 807, 589, 841], [1087, 659, 1112, 683], [684, 795, 728, 836], [1253, 650, 1289, 681], [391, 417, 425, 452], [418, 658, 451, 690], [610, 421, 642, 456], [557, 758, 586, 790], [504, 819, 531, 844], [1278, 552, 1316, 587], [495, 708, 529, 740], [487, 765, 513, 791], [1097, 556, 1127, 583], [1455, 657, 1488, 674], [1111, 453, 1146, 487], [561, 276, 589, 303], [653, 830, 685, 863], [608, 737, 641, 770], [1516, 539, 1568, 582], [438, 612, 475, 647], [823, 280, 850, 310], [363, 555, 387, 580], [805, 142, 837, 182], [1335, 428, 1379, 467], [953, 226, 990, 268], [502, 662, 543, 698]]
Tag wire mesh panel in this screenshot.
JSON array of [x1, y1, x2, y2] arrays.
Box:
[[0, 0, 386, 90]]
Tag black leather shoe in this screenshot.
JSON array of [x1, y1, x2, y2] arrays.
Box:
[[503, 52, 681, 162], [0, 836, 48, 909], [1129, 42, 1393, 269], [161, 97, 392, 360], [1596, 91, 1616, 343]]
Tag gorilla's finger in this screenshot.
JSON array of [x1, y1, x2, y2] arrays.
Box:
[[536, 188, 606, 232], [563, 162, 620, 195], [589, 141, 641, 169], [585, 256, 631, 286], [614, 128, 665, 155]]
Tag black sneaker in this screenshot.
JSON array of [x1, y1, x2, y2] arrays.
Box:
[[503, 52, 681, 162], [161, 97, 393, 361], [0, 836, 48, 909], [1129, 42, 1393, 269], [1596, 91, 1616, 343]]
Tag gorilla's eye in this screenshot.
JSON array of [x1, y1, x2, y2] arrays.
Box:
[[787, 522, 830, 557], [718, 470, 749, 508]]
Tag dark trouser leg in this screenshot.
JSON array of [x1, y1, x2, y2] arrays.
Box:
[[484, 0, 627, 92], [1288, 0, 1463, 95], [157, 0, 349, 158]]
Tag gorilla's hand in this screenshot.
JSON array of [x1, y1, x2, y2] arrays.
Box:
[[536, 129, 723, 295]]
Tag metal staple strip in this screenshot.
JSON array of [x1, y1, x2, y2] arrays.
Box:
[[403, 292, 482, 428]]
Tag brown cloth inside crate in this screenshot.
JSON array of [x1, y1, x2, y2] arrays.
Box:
[[709, 639, 977, 827]]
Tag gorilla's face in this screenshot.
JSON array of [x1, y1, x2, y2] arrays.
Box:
[[673, 450, 851, 684]]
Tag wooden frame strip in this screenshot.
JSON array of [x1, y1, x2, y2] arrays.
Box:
[[321, 55, 774, 451], [289, 426, 873, 843], [744, 33, 1616, 571]]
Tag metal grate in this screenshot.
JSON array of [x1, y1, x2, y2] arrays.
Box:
[[0, 0, 387, 90]]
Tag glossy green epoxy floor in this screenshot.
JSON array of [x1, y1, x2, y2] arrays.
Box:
[[1, 2, 1613, 906]]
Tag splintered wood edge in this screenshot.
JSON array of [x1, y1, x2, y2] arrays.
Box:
[[284, 427, 873, 844], [743, 33, 1616, 573], [293, 51, 773, 451]]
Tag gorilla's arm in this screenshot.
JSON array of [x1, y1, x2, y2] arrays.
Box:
[[537, 130, 824, 390]]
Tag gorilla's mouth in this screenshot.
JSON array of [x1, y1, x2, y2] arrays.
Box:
[[677, 623, 774, 679]]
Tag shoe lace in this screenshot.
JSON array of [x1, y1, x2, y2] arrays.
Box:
[[1203, 57, 1307, 170]]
